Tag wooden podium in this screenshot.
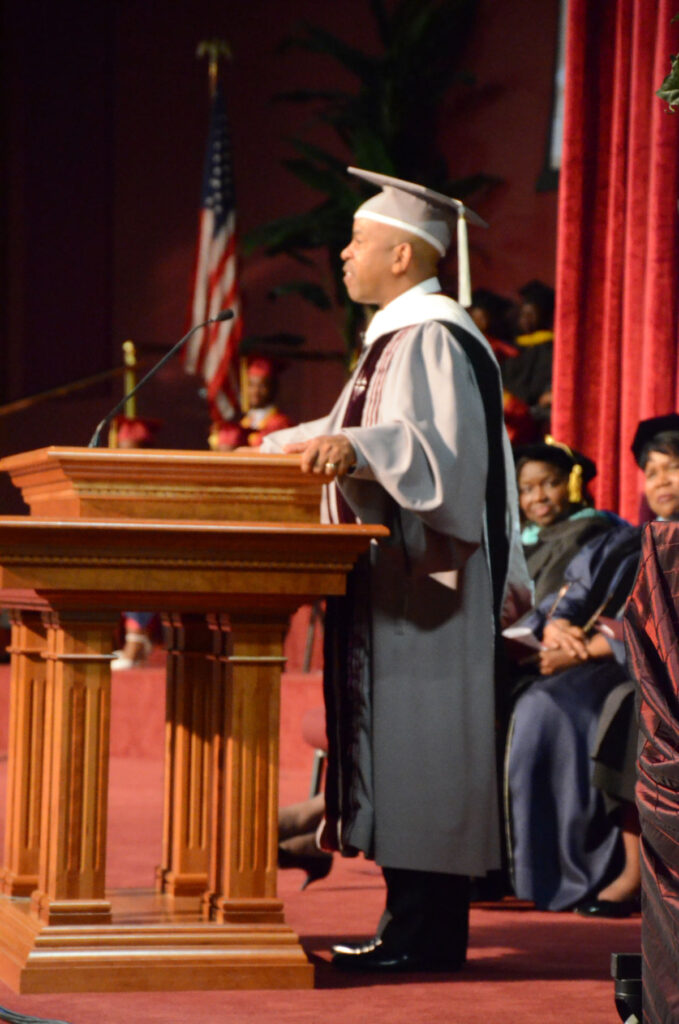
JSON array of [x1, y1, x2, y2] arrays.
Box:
[[0, 447, 386, 993]]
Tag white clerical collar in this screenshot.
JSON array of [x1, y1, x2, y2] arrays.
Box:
[[362, 277, 491, 355], [363, 278, 439, 347]]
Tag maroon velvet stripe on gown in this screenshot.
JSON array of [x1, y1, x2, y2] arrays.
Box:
[[321, 330, 398, 852], [623, 521, 679, 1024], [333, 330, 398, 526]]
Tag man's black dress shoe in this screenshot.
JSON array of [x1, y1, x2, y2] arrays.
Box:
[[573, 897, 640, 919], [331, 937, 383, 956], [331, 939, 465, 973]]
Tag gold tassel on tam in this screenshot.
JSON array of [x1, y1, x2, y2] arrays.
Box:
[[568, 463, 583, 503], [544, 433, 583, 503]]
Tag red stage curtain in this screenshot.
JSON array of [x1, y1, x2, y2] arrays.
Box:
[[552, 0, 679, 522]]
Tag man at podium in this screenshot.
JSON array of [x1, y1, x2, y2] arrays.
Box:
[[262, 168, 529, 974]]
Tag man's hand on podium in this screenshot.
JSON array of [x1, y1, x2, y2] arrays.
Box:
[[284, 434, 357, 478]]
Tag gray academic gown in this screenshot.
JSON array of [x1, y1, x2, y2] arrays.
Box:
[[263, 286, 529, 878]]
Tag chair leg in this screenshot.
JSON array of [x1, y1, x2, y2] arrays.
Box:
[[309, 749, 327, 799], [302, 601, 324, 673]]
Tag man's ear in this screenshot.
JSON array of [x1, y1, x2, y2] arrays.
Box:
[[391, 241, 413, 276]]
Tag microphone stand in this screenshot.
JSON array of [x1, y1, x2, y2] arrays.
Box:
[[87, 311, 233, 448]]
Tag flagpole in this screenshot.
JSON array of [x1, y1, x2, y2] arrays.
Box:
[[196, 38, 232, 100], [209, 53, 219, 101]]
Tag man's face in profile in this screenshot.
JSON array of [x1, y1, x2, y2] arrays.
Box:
[[340, 219, 401, 308]]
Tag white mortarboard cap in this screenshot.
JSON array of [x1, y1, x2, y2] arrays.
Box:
[[347, 166, 487, 306]]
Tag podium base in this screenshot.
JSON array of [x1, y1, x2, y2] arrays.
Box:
[[0, 891, 313, 993]]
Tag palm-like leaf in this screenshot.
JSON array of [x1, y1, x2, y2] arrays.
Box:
[[657, 53, 679, 109], [246, 0, 485, 362], [268, 281, 333, 309]]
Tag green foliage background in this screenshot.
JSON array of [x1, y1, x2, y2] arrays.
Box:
[[656, 12, 679, 109], [245, 0, 495, 362]]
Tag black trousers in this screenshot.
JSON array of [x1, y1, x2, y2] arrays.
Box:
[[377, 867, 470, 963]]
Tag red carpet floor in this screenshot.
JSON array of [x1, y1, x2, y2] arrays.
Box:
[[0, 648, 640, 1024]]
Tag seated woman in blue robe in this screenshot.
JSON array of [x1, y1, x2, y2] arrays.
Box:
[[506, 528, 639, 911], [505, 417, 679, 913], [504, 436, 623, 710], [515, 437, 618, 605], [502, 438, 629, 910]]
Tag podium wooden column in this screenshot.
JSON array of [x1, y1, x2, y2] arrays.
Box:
[[158, 612, 216, 899], [1, 600, 49, 898], [32, 607, 118, 928], [0, 448, 387, 993]]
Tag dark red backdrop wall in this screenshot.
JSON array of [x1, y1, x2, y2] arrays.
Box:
[[1, 0, 559, 509]]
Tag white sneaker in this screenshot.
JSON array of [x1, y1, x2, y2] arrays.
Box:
[[111, 633, 152, 671]]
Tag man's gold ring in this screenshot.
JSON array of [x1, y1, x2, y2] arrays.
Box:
[[325, 461, 337, 472]]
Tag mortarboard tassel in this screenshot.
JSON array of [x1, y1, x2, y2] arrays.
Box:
[[457, 211, 471, 308], [568, 464, 583, 504]]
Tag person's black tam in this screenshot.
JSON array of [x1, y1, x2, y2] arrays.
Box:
[[514, 435, 596, 504], [631, 413, 679, 466], [515, 437, 596, 481]]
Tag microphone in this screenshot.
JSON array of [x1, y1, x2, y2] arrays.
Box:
[[87, 310, 235, 448]]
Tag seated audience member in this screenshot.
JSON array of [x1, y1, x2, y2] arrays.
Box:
[[110, 415, 161, 671], [213, 358, 292, 451], [469, 288, 542, 444], [111, 414, 161, 450], [584, 679, 639, 916], [501, 280, 554, 437], [111, 612, 154, 671], [278, 793, 332, 889], [468, 289, 517, 363], [505, 523, 639, 911], [516, 437, 617, 604], [240, 358, 292, 445], [505, 414, 679, 914], [503, 393, 542, 447], [581, 414, 679, 917], [0, 613, 10, 663], [211, 420, 247, 452]]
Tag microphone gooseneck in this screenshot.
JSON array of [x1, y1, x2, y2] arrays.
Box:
[[87, 310, 234, 448]]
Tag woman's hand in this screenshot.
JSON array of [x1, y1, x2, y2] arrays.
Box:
[[538, 620, 614, 675], [284, 434, 357, 478], [538, 646, 583, 675], [540, 620, 588, 674], [542, 620, 589, 660]]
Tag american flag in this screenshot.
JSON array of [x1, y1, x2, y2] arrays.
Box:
[[185, 85, 243, 421]]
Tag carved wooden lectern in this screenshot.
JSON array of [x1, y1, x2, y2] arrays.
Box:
[[0, 447, 386, 993]]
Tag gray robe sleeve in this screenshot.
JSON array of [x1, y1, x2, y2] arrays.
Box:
[[262, 319, 532, 610], [259, 413, 334, 452], [339, 321, 488, 546]]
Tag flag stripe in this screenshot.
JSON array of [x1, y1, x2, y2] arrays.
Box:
[[185, 87, 243, 421]]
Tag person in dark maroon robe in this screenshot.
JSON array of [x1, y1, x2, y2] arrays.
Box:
[[624, 517, 679, 1024]]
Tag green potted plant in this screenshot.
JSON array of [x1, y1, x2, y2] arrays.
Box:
[[246, 0, 495, 362]]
